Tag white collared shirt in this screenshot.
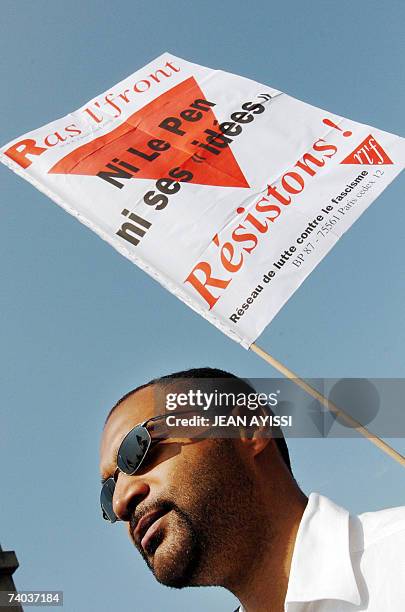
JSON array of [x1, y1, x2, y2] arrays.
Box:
[[236, 493, 405, 611]]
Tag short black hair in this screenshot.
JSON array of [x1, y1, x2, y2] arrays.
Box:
[[107, 367, 292, 476]]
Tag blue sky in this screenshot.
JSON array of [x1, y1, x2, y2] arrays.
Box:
[[0, 1, 404, 610]]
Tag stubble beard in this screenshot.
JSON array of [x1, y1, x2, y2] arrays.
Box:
[[133, 440, 266, 590], [136, 500, 204, 588]]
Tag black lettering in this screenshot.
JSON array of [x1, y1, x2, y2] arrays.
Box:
[[159, 116, 185, 136], [97, 164, 133, 189], [148, 139, 170, 152], [190, 98, 216, 111], [116, 213, 151, 246], [180, 109, 203, 122], [127, 146, 159, 162], [143, 191, 169, 210], [219, 121, 242, 138], [204, 129, 232, 148], [230, 111, 254, 124], [168, 167, 193, 182], [156, 178, 181, 195], [241, 101, 265, 114]]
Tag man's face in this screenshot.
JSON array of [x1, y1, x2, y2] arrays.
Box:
[[99, 385, 255, 588]]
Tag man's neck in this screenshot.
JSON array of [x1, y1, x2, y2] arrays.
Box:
[[228, 487, 308, 612]]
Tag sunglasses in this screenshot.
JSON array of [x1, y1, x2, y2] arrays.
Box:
[[100, 411, 196, 523]]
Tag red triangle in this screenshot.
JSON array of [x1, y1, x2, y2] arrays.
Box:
[[49, 77, 249, 188], [340, 134, 393, 165]]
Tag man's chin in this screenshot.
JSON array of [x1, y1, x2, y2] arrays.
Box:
[[143, 529, 202, 588]]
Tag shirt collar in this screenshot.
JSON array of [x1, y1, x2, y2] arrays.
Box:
[[285, 493, 361, 606]]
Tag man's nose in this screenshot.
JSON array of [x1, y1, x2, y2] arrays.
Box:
[[113, 473, 150, 521]]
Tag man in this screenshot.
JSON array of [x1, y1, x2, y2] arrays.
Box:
[[99, 368, 405, 611]]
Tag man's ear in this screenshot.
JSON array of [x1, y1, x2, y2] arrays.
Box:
[[232, 404, 272, 456]]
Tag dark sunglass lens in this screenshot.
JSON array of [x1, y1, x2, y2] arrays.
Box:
[[117, 426, 151, 475], [100, 478, 117, 523]]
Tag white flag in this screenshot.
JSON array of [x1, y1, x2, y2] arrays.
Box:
[[1, 52, 404, 348]]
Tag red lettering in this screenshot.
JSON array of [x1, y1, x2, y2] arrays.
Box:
[[134, 79, 150, 93], [295, 152, 325, 176], [149, 68, 172, 83], [281, 172, 305, 194], [118, 89, 131, 103], [4, 139, 47, 169], [255, 198, 281, 221], [312, 138, 337, 159], [185, 261, 230, 309], [65, 124, 81, 136], [44, 132, 67, 147], [165, 60, 180, 73], [220, 242, 243, 273], [266, 184, 291, 205], [231, 225, 258, 254]]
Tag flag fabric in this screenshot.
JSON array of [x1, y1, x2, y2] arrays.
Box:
[[1, 53, 404, 348]]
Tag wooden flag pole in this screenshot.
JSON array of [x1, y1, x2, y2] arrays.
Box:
[[250, 342, 405, 468]]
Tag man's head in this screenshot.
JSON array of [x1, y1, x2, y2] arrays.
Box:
[[99, 368, 296, 590]]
